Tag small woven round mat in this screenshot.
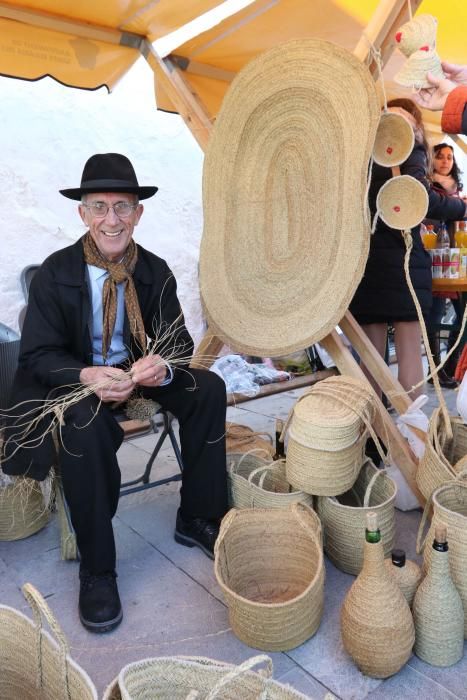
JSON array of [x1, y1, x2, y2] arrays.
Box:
[[376, 175, 428, 230], [200, 38, 380, 356], [373, 111, 414, 167]]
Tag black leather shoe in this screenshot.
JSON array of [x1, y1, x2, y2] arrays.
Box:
[[174, 509, 219, 559], [79, 570, 122, 633], [427, 369, 458, 389]]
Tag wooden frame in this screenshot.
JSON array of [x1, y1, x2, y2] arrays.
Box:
[[141, 0, 427, 504]]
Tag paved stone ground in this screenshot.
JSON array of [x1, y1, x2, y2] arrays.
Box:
[[0, 378, 465, 699]]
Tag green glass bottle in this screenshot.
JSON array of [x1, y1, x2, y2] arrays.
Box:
[[365, 511, 381, 543]]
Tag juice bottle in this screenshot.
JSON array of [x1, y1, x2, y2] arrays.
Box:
[[424, 224, 437, 249], [454, 221, 465, 249]]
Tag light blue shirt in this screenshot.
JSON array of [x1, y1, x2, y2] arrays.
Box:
[[87, 264, 173, 385]]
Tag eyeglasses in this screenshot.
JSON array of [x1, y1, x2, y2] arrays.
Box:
[[82, 201, 138, 218]]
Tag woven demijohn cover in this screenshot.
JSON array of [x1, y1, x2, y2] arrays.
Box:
[[373, 111, 415, 167], [214, 504, 324, 651], [384, 556, 422, 608], [341, 514, 415, 678], [316, 459, 396, 574], [103, 654, 313, 700], [376, 175, 428, 230], [200, 39, 380, 356], [0, 583, 97, 700]]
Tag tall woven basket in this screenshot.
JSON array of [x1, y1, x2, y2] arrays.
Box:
[[227, 452, 314, 509], [103, 655, 315, 700], [416, 407, 467, 500], [417, 479, 467, 637], [316, 459, 396, 575], [214, 503, 324, 651], [0, 474, 49, 541], [0, 583, 97, 699]]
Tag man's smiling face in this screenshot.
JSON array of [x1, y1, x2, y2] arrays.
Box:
[[79, 192, 143, 262]]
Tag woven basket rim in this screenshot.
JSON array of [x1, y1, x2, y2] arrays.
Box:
[[432, 483, 467, 518], [319, 465, 397, 511]]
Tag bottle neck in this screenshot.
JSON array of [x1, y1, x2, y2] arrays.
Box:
[[365, 528, 381, 544]]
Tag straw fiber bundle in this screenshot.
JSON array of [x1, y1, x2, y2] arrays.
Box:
[[416, 407, 467, 501], [0, 583, 97, 700], [200, 39, 380, 357], [214, 504, 324, 651], [375, 175, 429, 230], [341, 514, 415, 678], [373, 111, 415, 167], [103, 655, 315, 700], [316, 459, 396, 574], [227, 452, 314, 510], [0, 473, 49, 541], [225, 422, 274, 459], [417, 480, 467, 637]]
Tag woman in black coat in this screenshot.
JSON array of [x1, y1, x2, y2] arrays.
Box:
[[350, 98, 466, 399]]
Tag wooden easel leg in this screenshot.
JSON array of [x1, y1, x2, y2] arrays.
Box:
[[320, 328, 425, 506]]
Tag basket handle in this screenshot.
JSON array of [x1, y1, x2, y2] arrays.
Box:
[[247, 459, 285, 487], [416, 471, 467, 555], [228, 449, 270, 475], [363, 467, 387, 508], [22, 583, 71, 700], [213, 508, 238, 559], [205, 655, 273, 700], [290, 502, 321, 544]]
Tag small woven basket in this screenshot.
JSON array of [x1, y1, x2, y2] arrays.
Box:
[[394, 49, 444, 89], [103, 654, 314, 700], [417, 479, 467, 638], [376, 174, 429, 230], [0, 583, 97, 700], [227, 452, 314, 510], [0, 473, 49, 541], [373, 111, 415, 167], [316, 459, 396, 574], [416, 407, 467, 501], [286, 431, 367, 496], [214, 503, 324, 651], [225, 422, 275, 459]]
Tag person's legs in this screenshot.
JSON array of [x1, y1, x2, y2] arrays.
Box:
[[359, 323, 388, 399], [393, 321, 424, 400], [59, 394, 123, 632]]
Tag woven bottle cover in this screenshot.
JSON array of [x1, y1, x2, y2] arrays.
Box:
[[395, 14, 438, 57], [373, 111, 415, 167], [200, 38, 380, 356], [384, 553, 422, 608], [413, 524, 464, 666], [376, 174, 429, 229], [341, 512, 415, 678]]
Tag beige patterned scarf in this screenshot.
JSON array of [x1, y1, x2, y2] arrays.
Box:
[[83, 233, 146, 361]]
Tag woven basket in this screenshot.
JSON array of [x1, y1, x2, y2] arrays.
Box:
[[376, 174, 429, 230], [0, 474, 49, 541], [214, 503, 324, 651], [225, 422, 274, 459], [417, 479, 467, 638], [286, 431, 367, 496], [394, 49, 444, 90], [0, 583, 97, 700], [373, 111, 415, 167], [416, 407, 467, 501], [395, 13, 438, 57], [227, 452, 314, 510], [316, 459, 396, 574], [103, 654, 314, 700]]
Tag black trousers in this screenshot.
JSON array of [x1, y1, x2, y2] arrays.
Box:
[[59, 368, 228, 574]]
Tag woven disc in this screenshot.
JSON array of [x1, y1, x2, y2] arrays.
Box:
[[200, 39, 380, 357], [376, 175, 428, 229], [373, 112, 415, 167]]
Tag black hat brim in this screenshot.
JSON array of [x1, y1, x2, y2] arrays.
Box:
[[59, 183, 158, 201]]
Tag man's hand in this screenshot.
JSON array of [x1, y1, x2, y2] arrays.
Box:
[[80, 366, 134, 403], [441, 61, 467, 86], [414, 72, 457, 111], [130, 355, 169, 388]]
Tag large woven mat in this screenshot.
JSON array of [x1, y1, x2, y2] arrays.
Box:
[[200, 38, 380, 357]]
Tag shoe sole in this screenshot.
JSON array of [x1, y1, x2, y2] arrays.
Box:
[[79, 608, 123, 633], [174, 530, 214, 560]]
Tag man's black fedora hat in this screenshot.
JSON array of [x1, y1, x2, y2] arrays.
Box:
[[60, 153, 158, 201]]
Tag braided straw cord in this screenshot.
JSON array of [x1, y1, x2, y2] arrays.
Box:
[[341, 536, 415, 678], [0, 476, 49, 541], [384, 558, 422, 608], [418, 481, 467, 638], [227, 452, 314, 510], [108, 654, 311, 700], [413, 546, 464, 666], [214, 504, 324, 651], [317, 460, 396, 574], [0, 584, 97, 700]]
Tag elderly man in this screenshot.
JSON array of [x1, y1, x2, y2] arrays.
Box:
[[3, 153, 228, 633]]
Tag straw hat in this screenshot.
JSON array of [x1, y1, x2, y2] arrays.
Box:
[[376, 175, 428, 229], [200, 39, 380, 357], [395, 14, 438, 57], [394, 49, 444, 90], [373, 112, 415, 167]]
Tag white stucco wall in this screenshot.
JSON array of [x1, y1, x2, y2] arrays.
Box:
[[0, 58, 206, 345]]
